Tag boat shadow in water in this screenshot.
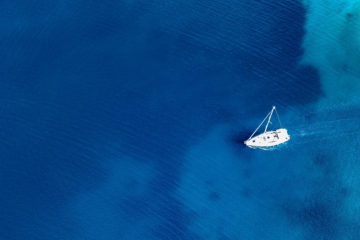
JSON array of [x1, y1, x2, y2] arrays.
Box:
[[230, 129, 253, 148], [227, 130, 254, 162]]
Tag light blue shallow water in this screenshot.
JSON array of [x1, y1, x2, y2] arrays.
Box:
[[1, 0, 359, 239]]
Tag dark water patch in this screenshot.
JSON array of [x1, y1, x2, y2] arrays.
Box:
[[282, 170, 349, 239], [339, 187, 349, 199], [313, 152, 333, 171], [240, 187, 253, 198], [299, 200, 338, 237], [228, 132, 259, 169], [0, 0, 326, 239], [282, 196, 337, 239], [230, 130, 253, 146], [228, 5, 322, 112], [227, 128, 255, 163], [208, 191, 221, 201], [205, 179, 215, 187]]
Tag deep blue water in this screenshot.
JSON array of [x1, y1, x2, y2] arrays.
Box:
[[1, 0, 360, 239]]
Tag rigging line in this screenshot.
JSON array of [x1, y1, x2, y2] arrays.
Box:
[[275, 107, 282, 128], [247, 110, 272, 141]]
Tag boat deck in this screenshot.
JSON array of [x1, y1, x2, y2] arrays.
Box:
[[244, 128, 290, 148]]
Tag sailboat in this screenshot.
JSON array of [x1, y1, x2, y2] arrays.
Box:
[[244, 106, 290, 149]]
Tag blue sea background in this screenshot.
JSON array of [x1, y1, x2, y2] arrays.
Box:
[[1, 0, 360, 239]]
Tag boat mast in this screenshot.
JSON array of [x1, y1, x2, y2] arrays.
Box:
[[264, 106, 275, 133], [247, 109, 272, 140]]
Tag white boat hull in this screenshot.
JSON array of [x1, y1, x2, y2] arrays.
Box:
[[244, 128, 290, 149]]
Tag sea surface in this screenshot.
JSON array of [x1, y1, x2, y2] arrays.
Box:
[[1, 0, 360, 239]]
